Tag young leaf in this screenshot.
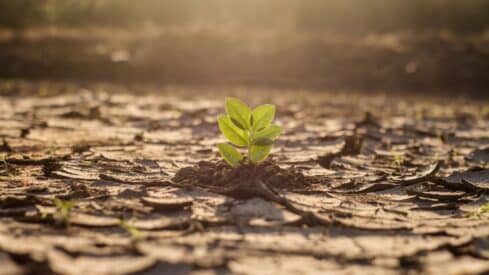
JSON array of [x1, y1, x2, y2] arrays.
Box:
[[217, 143, 244, 167], [226, 98, 252, 130], [54, 198, 75, 224], [249, 144, 272, 162], [252, 104, 275, 131], [230, 117, 246, 130], [55, 198, 75, 212], [253, 137, 273, 146], [254, 124, 283, 140], [217, 98, 282, 165], [218, 115, 249, 147]]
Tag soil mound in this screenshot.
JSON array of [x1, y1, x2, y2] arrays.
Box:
[[173, 160, 310, 196]]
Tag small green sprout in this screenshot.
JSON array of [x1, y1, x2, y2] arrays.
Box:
[[392, 152, 404, 168], [0, 154, 8, 171], [466, 203, 489, 218], [0, 154, 6, 163], [217, 97, 283, 167], [482, 105, 489, 118], [414, 105, 426, 122], [0, 154, 15, 178], [415, 184, 426, 192], [54, 198, 75, 225], [118, 219, 146, 241]]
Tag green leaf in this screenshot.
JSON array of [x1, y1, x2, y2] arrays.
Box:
[[55, 198, 75, 210], [250, 144, 272, 162], [254, 124, 283, 140], [252, 104, 275, 131], [230, 117, 246, 130], [253, 137, 273, 146], [218, 115, 248, 147], [226, 98, 252, 130], [217, 143, 243, 167]]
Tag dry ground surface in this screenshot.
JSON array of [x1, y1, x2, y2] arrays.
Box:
[[0, 80, 489, 275]]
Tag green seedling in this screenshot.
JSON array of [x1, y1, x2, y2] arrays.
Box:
[[0, 154, 8, 171], [415, 105, 424, 121], [0, 154, 14, 178], [217, 97, 283, 167], [466, 203, 489, 218], [391, 152, 404, 168], [118, 219, 146, 241], [54, 198, 75, 225], [415, 184, 426, 192], [482, 105, 489, 118]]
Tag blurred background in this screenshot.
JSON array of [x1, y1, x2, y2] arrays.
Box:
[[0, 0, 488, 95]]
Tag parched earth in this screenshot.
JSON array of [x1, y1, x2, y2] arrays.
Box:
[[0, 81, 488, 275]]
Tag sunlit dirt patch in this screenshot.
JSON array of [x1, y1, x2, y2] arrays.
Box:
[[0, 82, 488, 274]]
